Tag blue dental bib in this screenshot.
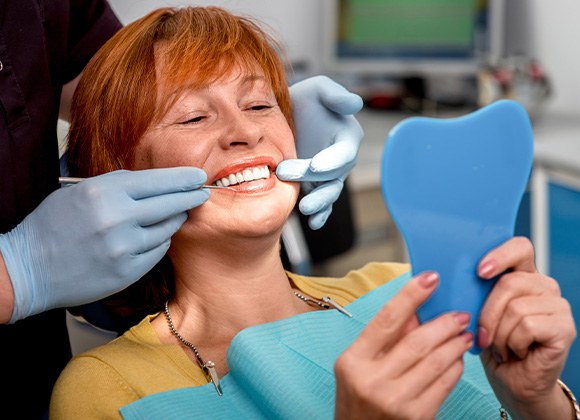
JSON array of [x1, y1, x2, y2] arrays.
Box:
[[381, 100, 534, 353], [120, 272, 500, 419]]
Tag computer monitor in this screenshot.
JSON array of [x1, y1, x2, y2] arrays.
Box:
[[322, 0, 505, 78]]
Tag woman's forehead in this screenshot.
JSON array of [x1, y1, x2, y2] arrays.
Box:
[[155, 43, 266, 86], [156, 61, 269, 99]]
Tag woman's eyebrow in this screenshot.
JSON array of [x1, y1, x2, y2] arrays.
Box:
[[240, 74, 266, 87], [172, 74, 265, 96], [242, 74, 265, 82]]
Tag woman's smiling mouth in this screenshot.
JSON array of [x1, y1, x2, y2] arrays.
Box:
[[215, 164, 270, 187]]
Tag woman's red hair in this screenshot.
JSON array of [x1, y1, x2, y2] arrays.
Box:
[[67, 6, 293, 176], [66, 7, 294, 328]]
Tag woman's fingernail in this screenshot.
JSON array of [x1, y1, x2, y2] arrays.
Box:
[[462, 331, 474, 345], [477, 326, 490, 348], [479, 260, 496, 278], [419, 272, 438, 289], [491, 346, 504, 364], [453, 312, 471, 327]]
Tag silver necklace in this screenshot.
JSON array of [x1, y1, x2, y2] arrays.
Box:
[[293, 291, 353, 317], [164, 301, 223, 396], [163, 292, 352, 396]]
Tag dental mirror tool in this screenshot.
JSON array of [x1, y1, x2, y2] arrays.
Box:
[[58, 177, 237, 191]]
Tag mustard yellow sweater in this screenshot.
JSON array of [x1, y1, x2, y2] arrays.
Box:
[[50, 262, 409, 419]]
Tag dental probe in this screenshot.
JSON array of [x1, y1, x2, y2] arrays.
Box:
[[58, 177, 236, 191]]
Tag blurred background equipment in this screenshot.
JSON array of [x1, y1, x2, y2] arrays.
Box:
[[478, 55, 551, 120], [321, 0, 504, 111]]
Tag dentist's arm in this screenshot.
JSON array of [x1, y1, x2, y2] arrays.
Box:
[[0, 73, 84, 324], [276, 76, 364, 230], [0, 167, 209, 324]]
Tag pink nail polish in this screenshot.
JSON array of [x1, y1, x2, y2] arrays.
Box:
[[479, 261, 495, 278], [419, 272, 438, 288], [453, 312, 471, 327], [491, 346, 504, 364], [477, 326, 489, 348]]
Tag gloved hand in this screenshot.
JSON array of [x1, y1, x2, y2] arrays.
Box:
[[276, 75, 364, 230], [0, 167, 209, 323]]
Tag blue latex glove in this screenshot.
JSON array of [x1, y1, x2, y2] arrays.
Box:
[[276, 76, 364, 230], [0, 167, 209, 323]]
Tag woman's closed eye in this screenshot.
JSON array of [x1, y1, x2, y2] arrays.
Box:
[[248, 104, 273, 111], [179, 115, 206, 125], [243, 100, 279, 115], [174, 100, 276, 125]]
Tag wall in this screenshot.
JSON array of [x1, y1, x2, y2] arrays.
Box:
[[108, 0, 580, 117], [108, 0, 323, 74], [524, 0, 580, 117]]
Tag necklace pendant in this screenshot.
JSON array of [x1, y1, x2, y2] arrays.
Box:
[[204, 361, 223, 396], [499, 407, 508, 419], [322, 296, 353, 317]]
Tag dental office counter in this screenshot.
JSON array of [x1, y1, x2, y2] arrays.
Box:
[[352, 108, 580, 394]]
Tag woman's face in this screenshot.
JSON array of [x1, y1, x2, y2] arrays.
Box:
[[134, 66, 299, 242]]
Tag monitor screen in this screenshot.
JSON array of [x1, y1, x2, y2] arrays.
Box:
[[322, 0, 502, 77]]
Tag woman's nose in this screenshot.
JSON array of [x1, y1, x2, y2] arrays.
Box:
[[219, 110, 263, 149]]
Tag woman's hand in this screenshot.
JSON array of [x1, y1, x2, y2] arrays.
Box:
[[477, 237, 577, 419], [334, 272, 473, 420]]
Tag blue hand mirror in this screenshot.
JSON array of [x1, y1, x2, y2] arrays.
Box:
[[381, 99, 533, 353]]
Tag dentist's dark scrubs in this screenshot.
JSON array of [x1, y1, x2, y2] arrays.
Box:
[[0, 1, 121, 418]]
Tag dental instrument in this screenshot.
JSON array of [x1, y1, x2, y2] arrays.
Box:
[[59, 177, 236, 191]]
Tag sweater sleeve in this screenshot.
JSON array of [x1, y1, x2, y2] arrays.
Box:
[[49, 355, 138, 420]]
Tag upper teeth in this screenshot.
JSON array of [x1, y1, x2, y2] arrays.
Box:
[[215, 165, 270, 187]]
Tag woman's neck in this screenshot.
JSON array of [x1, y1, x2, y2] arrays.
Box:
[[162, 235, 305, 344]]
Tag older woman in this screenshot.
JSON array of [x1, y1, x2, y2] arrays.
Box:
[[50, 6, 577, 420]]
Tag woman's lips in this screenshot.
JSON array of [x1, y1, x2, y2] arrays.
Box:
[[212, 156, 277, 183], [215, 164, 270, 188]]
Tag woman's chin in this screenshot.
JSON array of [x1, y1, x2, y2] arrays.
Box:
[[233, 214, 286, 237], [182, 197, 297, 241], [178, 177, 298, 241], [219, 199, 293, 237]]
